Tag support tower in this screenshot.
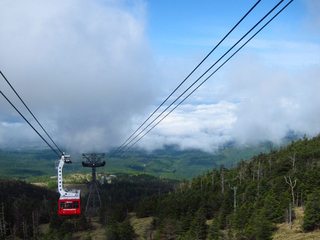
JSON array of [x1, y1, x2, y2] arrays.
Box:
[[82, 153, 105, 216]]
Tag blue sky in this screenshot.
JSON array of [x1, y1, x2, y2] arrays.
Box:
[[0, 0, 319, 152], [146, 0, 311, 56], [142, 0, 320, 97]]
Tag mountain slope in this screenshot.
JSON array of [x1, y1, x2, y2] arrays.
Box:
[[134, 135, 320, 239]]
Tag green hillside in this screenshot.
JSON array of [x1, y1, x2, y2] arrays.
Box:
[[0, 143, 271, 180], [134, 135, 320, 239], [107, 143, 272, 179], [0, 149, 77, 179]]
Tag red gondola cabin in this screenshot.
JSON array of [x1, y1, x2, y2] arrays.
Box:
[[58, 197, 81, 216], [57, 154, 81, 216]]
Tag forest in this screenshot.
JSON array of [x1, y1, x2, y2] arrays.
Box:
[[0, 135, 320, 239], [135, 135, 320, 239]]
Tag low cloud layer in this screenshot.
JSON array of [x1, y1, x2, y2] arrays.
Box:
[[0, 0, 156, 152], [224, 54, 320, 145], [141, 102, 236, 152]]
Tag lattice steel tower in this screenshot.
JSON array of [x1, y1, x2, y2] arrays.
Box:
[[82, 153, 105, 216]]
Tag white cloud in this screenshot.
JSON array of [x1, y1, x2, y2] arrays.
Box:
[[139, 102, 237, 152], [0, 0, 156, 153], [223, 54, 320, 145]]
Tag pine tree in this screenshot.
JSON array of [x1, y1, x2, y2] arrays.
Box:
[[188, 208, 207, 240], [159, 218, 179, 240], [231, 203, 253, 230], [248, 209, 274, 240], [207, 219, 222, 240], [263, 192, 283, 223], [303, 190, 320, 231]]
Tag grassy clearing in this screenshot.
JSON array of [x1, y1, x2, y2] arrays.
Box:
[[130, 213, 154, 240], [273, 207, 320, 240]]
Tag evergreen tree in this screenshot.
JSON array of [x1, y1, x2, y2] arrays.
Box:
[[188, 208, 207, 240], [303, 190, 320, 231], [247, 209, 274, 240], [263, 191, 283, 223], [207, 219, 223, 240], [159, 218, 179, 240], [231, 203, 253, 230]]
